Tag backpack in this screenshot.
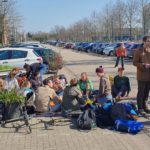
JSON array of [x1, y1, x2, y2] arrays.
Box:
[[77, 109, 96, 130], [115, 119, 144, 134]]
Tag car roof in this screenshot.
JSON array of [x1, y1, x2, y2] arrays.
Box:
[[0, 47, 34, 51]]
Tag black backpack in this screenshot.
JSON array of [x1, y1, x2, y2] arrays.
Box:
[[77, 109, 96, 130]]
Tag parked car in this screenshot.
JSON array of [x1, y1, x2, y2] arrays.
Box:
[[127, 43, 142, 58], [0, 47, 43, 69], [96, 43, 110, 54], [32, 48, 63, 72], [102, 43, 120, 56], [83, 43, 98, 53], [64, 43, 74, 49]]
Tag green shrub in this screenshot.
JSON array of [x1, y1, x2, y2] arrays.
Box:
[[0, 90, 25, 105]]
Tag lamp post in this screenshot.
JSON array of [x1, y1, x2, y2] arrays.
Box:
[[1, 0, 8, 46]]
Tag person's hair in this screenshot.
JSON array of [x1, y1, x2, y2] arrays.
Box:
[[21, 80, 31, 88], [81, 72, 88, 80], [23, 63, 30, 70], [70, 78, 78, 86], [118, 67, 124, 72], [34, 71, 40, 77], [0, 78, 5, 92], [143, 35, 150, 42], [43, 78, 52, 85]]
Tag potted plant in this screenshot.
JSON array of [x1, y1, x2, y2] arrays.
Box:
[[0, 90, 25, 120]]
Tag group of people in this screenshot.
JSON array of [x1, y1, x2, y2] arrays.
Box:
[[0, 36, 149, 117]]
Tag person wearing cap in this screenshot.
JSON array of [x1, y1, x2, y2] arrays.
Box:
[[34, 78, 62, 112], [114, 42, 126, 69], [112, 68, 131, 100], [133, 35, 150, 115], [95, 66, 112, 104], [77, 72, 94, 97]]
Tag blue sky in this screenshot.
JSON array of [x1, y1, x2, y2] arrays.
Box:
[[19, 0, 113, 32]]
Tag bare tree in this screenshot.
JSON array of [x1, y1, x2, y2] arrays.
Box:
[[125, 0, 138, 38]]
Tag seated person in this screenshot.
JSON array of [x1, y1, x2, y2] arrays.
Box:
[[112, 67, 131, 100], [95, 66, 112, 105], [52, 75, 64, 95], [77, 72, 93, 97], [4, 68, 20, 92], [30, 71, 42, 91], [62, 78, 85, 112], [0, 78, 5, 92], [34, 78, 62, 113]]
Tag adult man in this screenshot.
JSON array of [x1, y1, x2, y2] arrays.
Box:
[[34, 78, 62, 112], [23, 62, 46, 81], [112, 68, 131, 100], [133, 35, 150, 115]]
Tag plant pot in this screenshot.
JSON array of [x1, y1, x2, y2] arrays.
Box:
[[3, 102, 21, 120]]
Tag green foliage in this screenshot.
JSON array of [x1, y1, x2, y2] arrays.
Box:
[[0, 90, 25, 105], [0, 65, 12, 71]]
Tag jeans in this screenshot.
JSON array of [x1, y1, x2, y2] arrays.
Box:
[[50, 102, 61, 112], [115, 56, 124, 68], [112, 85, 128, 97], [137, 81, 150, 110], [40, 64, 47, 81]]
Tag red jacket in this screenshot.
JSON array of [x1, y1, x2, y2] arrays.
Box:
[[116, 48, 126, 57]]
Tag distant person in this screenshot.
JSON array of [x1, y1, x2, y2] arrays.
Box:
[[77, 72, 93, 97], [114, 43, 126, 69], [95, 66, 112, 104], [23, 62, 47, 81], [133, 35, 150, 115], [112, 68, 131, 100]]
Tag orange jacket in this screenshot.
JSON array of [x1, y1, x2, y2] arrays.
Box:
[[116, 48, 126, 57]]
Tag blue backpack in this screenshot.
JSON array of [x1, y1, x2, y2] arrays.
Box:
[[115, 119, 144, 134]]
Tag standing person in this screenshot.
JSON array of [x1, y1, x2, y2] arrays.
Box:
[[95, 66, 112, 105], [77, 72, 94, 97], [23, 62, 47, 81], [133, 35, 150, 115], [115, 43, 126, 69]]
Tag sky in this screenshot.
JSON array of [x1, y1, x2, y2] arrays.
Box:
[[18, 0, 113, 32]]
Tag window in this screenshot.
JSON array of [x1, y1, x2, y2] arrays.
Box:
[[11, 50, 27, 59], [0, 50, 11, 60]]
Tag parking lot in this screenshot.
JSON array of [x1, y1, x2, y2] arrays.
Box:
[[0, 44, 150, 150]]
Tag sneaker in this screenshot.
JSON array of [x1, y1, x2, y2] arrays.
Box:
[[138, 109, 146, 116], [144, 109, 150, 114]]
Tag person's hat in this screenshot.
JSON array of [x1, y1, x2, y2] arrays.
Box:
[[95, 66, 104, 73]]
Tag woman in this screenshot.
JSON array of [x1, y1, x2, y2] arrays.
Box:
[[95, 66, 112, 105], [78, 72, 93, 97], [62, 78, 85, 112], [115, 43, 126, 69], [4, 68, 20, 92]]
